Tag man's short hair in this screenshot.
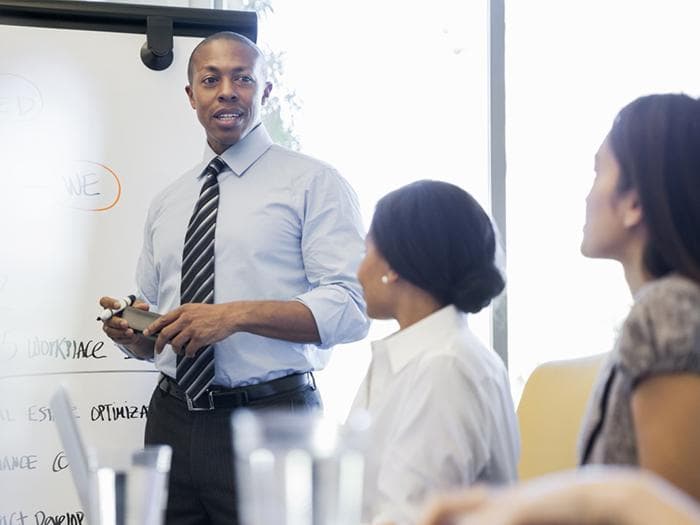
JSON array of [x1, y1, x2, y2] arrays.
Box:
[[187, 31, 265, 84]]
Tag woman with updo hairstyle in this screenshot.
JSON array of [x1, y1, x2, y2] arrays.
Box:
[[349, 180, 519, 525]]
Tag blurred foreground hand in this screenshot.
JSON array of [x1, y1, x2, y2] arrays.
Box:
[[417, 467, 700, 525]]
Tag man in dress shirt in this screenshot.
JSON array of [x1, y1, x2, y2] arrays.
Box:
[[100, 31, 368, 525]]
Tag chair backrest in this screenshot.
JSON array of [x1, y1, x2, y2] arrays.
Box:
[[517, 352, 608, 480]]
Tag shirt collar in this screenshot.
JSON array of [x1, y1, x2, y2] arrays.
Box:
[[200, 123, 273, 179], [370, 304, 466, 375]]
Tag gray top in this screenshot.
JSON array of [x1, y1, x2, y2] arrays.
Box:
[[578, 273, 700, 465]]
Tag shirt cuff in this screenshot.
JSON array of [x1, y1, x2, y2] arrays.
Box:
[[295, 284, 369, 348]]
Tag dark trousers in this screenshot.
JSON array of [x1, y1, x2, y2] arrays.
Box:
[[145, 379, 322, 525]]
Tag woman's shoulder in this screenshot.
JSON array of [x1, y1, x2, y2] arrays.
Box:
[[628, 274, 700, 336], [635, 273, 700, 306], [618, 274, 700, 383], [419, 326, 508, 388]]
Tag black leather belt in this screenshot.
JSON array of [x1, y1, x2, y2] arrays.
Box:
[[158, 372, 315, 411]]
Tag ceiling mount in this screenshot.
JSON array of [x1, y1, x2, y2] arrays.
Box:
[[141, 15, 174, 71]]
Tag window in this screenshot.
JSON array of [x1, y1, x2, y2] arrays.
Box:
[[505, 0, 700, 400], [252, 0, 491, 421]]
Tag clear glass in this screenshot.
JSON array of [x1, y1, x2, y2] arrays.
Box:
[[233, 409, 368, 525], [89, 445, 172, 525], [505, 0, 700, 401]]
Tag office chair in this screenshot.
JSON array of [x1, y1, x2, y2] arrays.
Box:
[[517, 352, 608, 480]]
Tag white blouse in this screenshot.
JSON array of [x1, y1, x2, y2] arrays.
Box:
[[350, 305, 519, 525]]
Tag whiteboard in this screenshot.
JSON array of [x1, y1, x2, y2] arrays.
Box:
[[0, 23, 206, 521]]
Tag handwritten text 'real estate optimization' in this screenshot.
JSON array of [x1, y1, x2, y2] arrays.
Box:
[[0, 402, 148, 424]]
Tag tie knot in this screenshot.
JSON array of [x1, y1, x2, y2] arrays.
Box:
[[205, 156, 227, 178]]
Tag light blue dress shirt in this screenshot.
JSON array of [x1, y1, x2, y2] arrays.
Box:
[[133, 124, 369, 387]]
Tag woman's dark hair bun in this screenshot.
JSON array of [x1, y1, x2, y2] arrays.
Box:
[[451, 265, 505, 314], [370, 180, 506, 314]]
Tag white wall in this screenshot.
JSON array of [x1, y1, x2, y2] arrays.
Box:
[[0, 24, 202, 519]]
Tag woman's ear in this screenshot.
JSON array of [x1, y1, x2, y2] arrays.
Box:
[[621, 189, 644, 229], [384, 268, 400, 284]]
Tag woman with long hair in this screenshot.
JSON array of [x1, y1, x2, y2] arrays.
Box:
[[416, 93, 700, 524], [577, 94, 700, 501]]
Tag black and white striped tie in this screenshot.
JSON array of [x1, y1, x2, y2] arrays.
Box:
[[176, 156, 226, 402]]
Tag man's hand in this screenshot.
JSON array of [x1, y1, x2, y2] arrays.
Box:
[[99, 296, 150, 345], [143, 299, 320, 357], [145, 303, 235, 357], [99, 296, 155, 360]]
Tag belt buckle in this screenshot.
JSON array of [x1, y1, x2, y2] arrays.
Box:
[[185, 391, 215, 412]]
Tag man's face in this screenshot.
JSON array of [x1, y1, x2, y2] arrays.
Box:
[[186, 38, 272, 154]]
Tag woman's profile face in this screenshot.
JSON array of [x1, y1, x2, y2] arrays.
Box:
[[580, 135, 638, 260], [357, 237, 394, 320]]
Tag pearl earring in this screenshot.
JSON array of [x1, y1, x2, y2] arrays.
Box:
[[381, 275, 389, 284]]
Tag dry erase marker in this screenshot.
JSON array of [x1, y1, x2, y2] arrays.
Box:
[[96, 294, 136, 322]]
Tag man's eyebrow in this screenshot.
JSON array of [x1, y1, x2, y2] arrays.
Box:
[[197, 65, 253, 75], [197, 65, 221, 75]]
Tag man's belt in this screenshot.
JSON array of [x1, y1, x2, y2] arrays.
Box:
[[158, 372, 315, 411]]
